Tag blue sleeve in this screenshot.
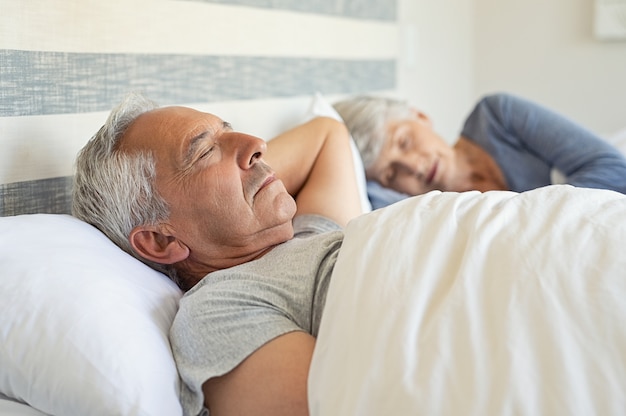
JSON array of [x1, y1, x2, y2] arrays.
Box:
[[366, 180, 410, 209], [461, 93, 626, 193]]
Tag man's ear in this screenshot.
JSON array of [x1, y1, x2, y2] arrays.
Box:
[[129, 225, 190, 265]]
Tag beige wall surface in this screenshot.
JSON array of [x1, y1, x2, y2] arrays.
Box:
[[474, 0, 626, 136], [397, 0, 475, 142], [401, 0, 625, 140]]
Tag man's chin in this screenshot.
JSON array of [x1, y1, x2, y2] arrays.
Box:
[[275, 193, 297, 218]]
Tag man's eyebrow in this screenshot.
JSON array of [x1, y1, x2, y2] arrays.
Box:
[[182, 121, 233, 167], [182, 131, 209, 168]]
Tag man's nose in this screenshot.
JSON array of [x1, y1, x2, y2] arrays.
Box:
[[231, 133, 267, 169]]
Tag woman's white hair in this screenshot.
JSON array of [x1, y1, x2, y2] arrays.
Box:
[[72, 92, 183, 288], [333, 96, 414, 169]]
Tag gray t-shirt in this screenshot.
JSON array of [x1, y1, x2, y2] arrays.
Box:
[[170, 214, 343, 416]]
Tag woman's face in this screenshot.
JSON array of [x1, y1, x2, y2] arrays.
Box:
[[365, 115, 456, 195]]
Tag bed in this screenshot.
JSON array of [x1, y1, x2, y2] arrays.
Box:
[[310, 185, 626, 415], [1, 91, 626, 416]]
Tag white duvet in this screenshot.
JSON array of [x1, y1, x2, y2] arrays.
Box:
[[309, 185, 626, 416]]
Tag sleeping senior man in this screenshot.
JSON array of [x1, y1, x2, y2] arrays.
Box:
[[72, 93, 626, 416], [72, 92, 362, 416]]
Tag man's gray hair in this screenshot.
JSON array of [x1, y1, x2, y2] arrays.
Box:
[[333, 96, 414, 169], [72, 92, 182, 287]]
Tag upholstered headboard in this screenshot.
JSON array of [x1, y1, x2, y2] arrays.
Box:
[[0, 177, 73, 216], [0, 0, 399, 216]]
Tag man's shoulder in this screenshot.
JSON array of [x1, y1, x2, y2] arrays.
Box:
[[293, 214, 342, 237]]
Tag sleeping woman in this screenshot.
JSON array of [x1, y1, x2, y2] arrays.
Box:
[[333, 93, 626, 209]]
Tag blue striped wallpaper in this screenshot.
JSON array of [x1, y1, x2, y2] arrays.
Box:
[[179, 0, 397, 21], [0, 50, 396, 117], [0, 0, 399, 213], [0, 177, 73, 216]]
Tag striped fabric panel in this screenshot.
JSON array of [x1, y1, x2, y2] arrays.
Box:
[[0, 50, 395, 117], [178, 0, 397, 20], [1, 0, 399, 214], [0, 176, 73, 216]]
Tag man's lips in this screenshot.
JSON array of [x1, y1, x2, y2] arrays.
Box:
[[250, 162, 276, 198], [257, 173, 277, 195]]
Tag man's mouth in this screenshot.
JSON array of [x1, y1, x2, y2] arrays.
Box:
[[259, 174, 276, 191], [249, 163, 276, 200]]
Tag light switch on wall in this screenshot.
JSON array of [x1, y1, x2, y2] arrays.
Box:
[[594, 0, 626, 40]]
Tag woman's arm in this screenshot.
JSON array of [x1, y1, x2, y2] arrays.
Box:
[[461, 93, 626, 193], [264, 116, 363, 227]]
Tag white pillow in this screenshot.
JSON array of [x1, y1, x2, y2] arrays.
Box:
[[305, 92, 372, 213], [0, 214, 183, 416]]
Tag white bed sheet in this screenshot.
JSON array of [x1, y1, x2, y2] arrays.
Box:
[[0, 396, 48, 416], [309, 185, 626, 415]]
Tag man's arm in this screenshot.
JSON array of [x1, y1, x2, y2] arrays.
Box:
[[264, 116, 363, 227], [202, 331, 315, 416]]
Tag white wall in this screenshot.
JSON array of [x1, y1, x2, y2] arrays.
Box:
[[474, 0, 626, 137], [397, 0, 475, 142], [398, 0, 626, 141]]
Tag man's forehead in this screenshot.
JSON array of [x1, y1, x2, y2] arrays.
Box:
[[121, 106, 222, 147], [143, 106, 218, 127]]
